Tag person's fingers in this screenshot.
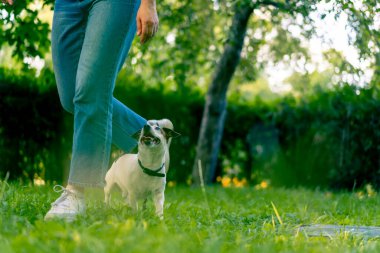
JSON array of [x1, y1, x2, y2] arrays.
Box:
[[153, 22, 159, 36], [147, 23, 154, 37], [141, 22, 149, 43], [143, 21, 157, 43], [138, 16, 158, 44], [151, 24, 156, 37], [136, 16, 142, 36]]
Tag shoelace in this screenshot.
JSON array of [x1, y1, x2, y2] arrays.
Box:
[[51, 185, 80, 208]]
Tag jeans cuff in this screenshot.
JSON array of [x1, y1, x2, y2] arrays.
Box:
[[68, 180, 105, 188]]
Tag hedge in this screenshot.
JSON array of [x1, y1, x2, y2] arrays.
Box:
[[1, 67, 379, 189]]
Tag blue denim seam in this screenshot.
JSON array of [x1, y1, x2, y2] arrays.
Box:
[[99, 56, 121, 187], [98, 1, 137, 186]]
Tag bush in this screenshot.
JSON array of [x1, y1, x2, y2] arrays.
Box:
[[223, 85, 380, 189], [1, 67, 379, 189], [0, 68, 67, 182]]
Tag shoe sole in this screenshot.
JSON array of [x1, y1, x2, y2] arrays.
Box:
[[44, 213, 78, 222]]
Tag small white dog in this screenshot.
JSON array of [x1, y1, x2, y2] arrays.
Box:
[[104, 119, 180, 218]]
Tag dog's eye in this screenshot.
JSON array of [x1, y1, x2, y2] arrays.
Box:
[[155, 126, 160, 130]]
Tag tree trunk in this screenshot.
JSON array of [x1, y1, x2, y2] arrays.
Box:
[[192, 4, 254, 185]]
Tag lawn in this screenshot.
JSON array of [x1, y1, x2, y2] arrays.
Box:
[[1, 182, 380, 253]]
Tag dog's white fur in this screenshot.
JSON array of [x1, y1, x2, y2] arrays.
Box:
[[104, 119, 179, 218]]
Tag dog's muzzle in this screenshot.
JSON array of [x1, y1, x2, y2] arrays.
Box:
[[141, 136, 160, 146], [141, 133, 160, 147], [141, 124, 161, 146]]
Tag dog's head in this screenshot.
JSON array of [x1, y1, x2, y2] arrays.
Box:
[[134, 119, 180, 149]]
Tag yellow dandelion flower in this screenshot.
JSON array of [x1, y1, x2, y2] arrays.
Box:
[[260, 180, 268, 189], [221, 177, 231, 187]]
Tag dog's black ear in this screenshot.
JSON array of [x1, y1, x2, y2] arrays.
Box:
[[131, 130, 141, 140], [163, 128, 181, 139]]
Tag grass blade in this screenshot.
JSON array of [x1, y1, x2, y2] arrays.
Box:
[[271, 201, 283, 225]]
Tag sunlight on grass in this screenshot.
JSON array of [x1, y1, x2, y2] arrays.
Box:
[[1, 182, 380, 253]]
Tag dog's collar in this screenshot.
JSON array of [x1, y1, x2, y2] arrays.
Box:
[[138, 159, 165, 178]]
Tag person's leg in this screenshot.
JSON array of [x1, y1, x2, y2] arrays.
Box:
[[51, 0, 86, 193], [46, 0, 145, 221], [68, 0, 144, 188], [52, 0, 145, 156], [51, 0, 85, 115]]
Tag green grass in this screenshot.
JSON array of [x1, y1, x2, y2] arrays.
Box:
[[1, 182, 380, 253]]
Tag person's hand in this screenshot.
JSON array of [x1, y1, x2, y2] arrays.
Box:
[[1, 0, 14, 5], [136, 0, 159, 44]]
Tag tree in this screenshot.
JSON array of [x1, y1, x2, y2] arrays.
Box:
[[192, 2, 254, 185], [191, 0, 318, 185], [1, 0, 54, 62], [118, 0, 219, 93], [191, 0, 380, 185], [336, 0, 379, 85]]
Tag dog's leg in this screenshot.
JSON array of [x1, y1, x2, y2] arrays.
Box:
[[104, 165, 116, 205], [128, 193, 139, 212], [153, 190, 165, 219], [104, 181, 114, 205], [122, 191, 129, 203]]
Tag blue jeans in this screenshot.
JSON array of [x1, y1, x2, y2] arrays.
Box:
[[51, 0, 146, 187]]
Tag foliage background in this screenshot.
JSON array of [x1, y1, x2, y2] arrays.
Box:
[[1, 67, 379, 189], [0, 0, 379, 189]]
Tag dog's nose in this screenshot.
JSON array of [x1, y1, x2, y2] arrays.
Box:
[[143, 124, 150, 132]]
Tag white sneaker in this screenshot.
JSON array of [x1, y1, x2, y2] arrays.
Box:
[[44, 185, 85, 222]]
